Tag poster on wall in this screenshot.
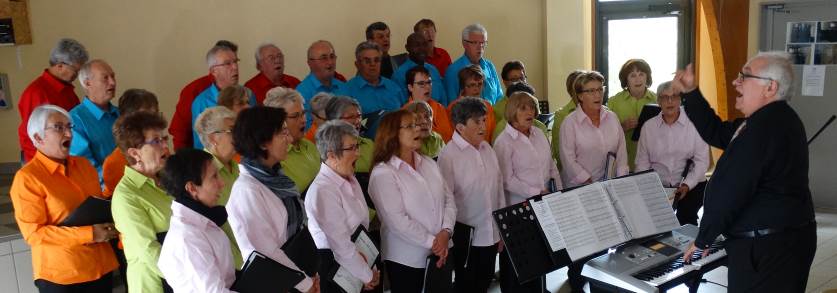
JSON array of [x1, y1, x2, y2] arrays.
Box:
[[0, 73, 11, 109], [787, 21, 837, 65]]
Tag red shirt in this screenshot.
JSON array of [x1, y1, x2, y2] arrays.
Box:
[[244, 72, 302, 105], [18, 70, 81, 162], [427, 47, 453, 78], [169, 74, 213, 150], [334, 72, 347, 82]]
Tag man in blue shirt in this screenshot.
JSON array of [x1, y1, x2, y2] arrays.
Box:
[[191, 44, 256, 149], [444, 23, 504, 105], [391, 33, 448, 106], [297, 40, 346, 128], [69, 59, 119, 182]]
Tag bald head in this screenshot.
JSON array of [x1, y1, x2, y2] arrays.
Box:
[[406, 33, 430, 64], [307, 40, 337, 82]]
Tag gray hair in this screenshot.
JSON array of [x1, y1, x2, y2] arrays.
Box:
[[355, 41, 381, 60], [310, 92, 335, 120], [325, 96, 361, 120], [461, 23, 488, 40], [450, 96, 487, 126], [264, 87, 304, 109], [194, 106, 236, 148], [48, 38, 89, 67], [656, 81, 674, 97], [753, 51, 794, 100], [404, 100, 433, 117], [78, 59, 107, 89], [254, 43, 279, 65], [27, 104, 71, 144], [315, 120, 359, 160], [206, 45, 234, 69]]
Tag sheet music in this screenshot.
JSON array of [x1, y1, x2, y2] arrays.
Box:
[[332, 266, 363, 293], [529, 193, 566, 252], [552, 184, 627, 261], [605, 173, 679, 238], [354, 230, 379, 267]]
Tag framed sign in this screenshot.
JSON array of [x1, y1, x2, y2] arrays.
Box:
[[0, 73, 11, 109]]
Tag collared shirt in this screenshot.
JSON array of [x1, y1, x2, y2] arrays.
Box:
[[355, 137, 374, 173], [339, 75, 406, 114], [635, 109, 710, 189], [494, 125, 563, 205], [437, 132, 504, 246], [297, 73, 346, 128], [419, 131, 445, 159], [70, 97, 120, 181], [102, 148, 128, 198], [305, 122, 319, 143], [405, 96, 453, 142], [158, 202, 237, 293], [244, 72, 302, 105], [491, 119, 548, 145], [606, 89, 657, 171], [305, 163, 373, 283], [447, 97, 496, 142], [227, 166, 314, 292], [368, 152, 456, 268], [551, 99, 577, 166], [17, 69, 81, 162], [191, 84, 257, 149], [444, 55, 504, 105], [170, 74, 214, 150], [206, 151, 244, 268], [427, 47, 453, 78], [559, 108, 629, 187], [9, 152, 118, 284], [112, 166, 172, 293], [280, 139, 321, 193], [391, 59, 447, 106]]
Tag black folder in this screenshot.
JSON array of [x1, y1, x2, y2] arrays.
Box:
[[631, 104, 662, 141], [423, 254, 453, 293], [350, 225, 380, 266], [281, 226, 320, 277], [59, 196, 112, 226], [231, 251, 306, 293], [452, 222, 475, 267]]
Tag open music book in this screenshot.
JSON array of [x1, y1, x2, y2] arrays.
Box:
[[529, 171, 680, 261]]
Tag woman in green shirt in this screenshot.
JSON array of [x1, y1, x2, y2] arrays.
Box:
[[606, 59, 657, 171], [404, 100, 445, 159], [111, 112, 173, 293]]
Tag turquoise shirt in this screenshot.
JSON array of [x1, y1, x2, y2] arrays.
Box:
[[69, 97, 119, 181], [339, 75, 406, 114], [296, 73, 346, 128], [191, 85, 257, 149], [606, 89, 657, 171], [391, 59, 447, 105], [444, 55, 504, 105]]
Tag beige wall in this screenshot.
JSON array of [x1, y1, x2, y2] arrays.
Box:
[[0, 0, 591, 163]]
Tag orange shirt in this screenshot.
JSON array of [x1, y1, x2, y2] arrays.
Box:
[[102, 148, 127, 198], [405, 97, 454, 142], [447, 97, 496, 142], [10, 151, 118, 284], [305, 122, 319, 143]]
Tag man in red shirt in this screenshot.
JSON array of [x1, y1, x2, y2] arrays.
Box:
[[169, 40, 236, 150], [17, 38, 89, 162], [244, 43, 301, 104], [414, 19, 453, 77]]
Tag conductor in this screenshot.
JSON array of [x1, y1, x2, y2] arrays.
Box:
[[676, 52, 816, 292]]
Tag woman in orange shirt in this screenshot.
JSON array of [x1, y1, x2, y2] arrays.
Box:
[[447, 65, 496, 142], [10, 104, 119, 291], [403, 66, 453, 142], [102, 88, 159, 198]]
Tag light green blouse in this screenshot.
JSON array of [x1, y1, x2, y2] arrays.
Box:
[[419, 131, 445, 159], [280, 139, 321, 193], [355, 136, 375, 173], [208, 151, 244, 268], [606, 89, 657, 171], [551, 99, 577, 168]]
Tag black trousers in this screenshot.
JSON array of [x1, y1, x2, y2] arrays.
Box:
[[674, 181, 706, 226], [498, 247, 545, 293], [725, 223, 817, 292], [567, 251, 607, 293], [317, 249, 383, 293], [34, 272, 112, 293], [385, 260, 426, 293], [453, 243, 498, 293]]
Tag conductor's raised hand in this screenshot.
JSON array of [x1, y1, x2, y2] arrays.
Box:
[[672, 64, 697, 93]]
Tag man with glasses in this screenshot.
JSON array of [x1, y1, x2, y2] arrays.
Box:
[[190, 44, 256, 149], [444, 23, 504, 105], [366, 21, 399, 79], [676, 52, 816, 292], [392, 33, 448, 106], [244, 43, 302, 104], [18, 38, 89, 162], [69, 59, 120, 183], [297, 40, 347, 128], [340, 41, 406, 139], [414, 18, 453, 77]]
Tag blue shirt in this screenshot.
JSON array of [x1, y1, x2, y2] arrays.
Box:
[[338, 75, 406, 114], [391, 59, 448, 106], [191, 84, 257, 149], [444, 55, 504, 105], [296, 73, 345, 128], [69, 97, 119, 182]]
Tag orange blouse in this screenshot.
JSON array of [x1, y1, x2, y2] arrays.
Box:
[[405, 97, 454, 142], [101, 148, 127, 198], [446, 96, 496, 142]]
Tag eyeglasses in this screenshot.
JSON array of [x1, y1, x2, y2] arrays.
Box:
[[658, 94, 681, 102], [142, 136, 170, 147], [45, 123, 74, 133], [212, 58, 240, 69], [737, 71, 773, 82], [463, 40, 488, 48], [287, 111, 305, 120], [340, 143, 360, 152], [61, 62, 81, 72], [465, 81, 484, 89], [400, 123, 420, 129], [309, 54, 337, 62], [413, 80, 432, 87], [212, 129, 233, 135], [340, 113, 362, 121], [579, 86, 606, 94], [360, 57, 382, 65]]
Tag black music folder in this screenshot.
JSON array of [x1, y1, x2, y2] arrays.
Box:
[[60, 196, 112, 226], [231, 251, 306, 293], [632, 103, 662, 141], [422, 254, 453, 293], [452, 222, 475, 267], [350, 225, 380, 266], [326, 225, 381, 293], [281, 226, 320, 277]]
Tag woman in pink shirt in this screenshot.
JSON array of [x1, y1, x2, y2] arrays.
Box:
[[368, 110, 456, 293]]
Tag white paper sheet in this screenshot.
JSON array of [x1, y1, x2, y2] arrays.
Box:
[[354, 230, 379, 267], [802, 65, 826, 96], [529, 192, 566, 252], [332, 266, 364, 293], [552, 184, 627, 261]]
